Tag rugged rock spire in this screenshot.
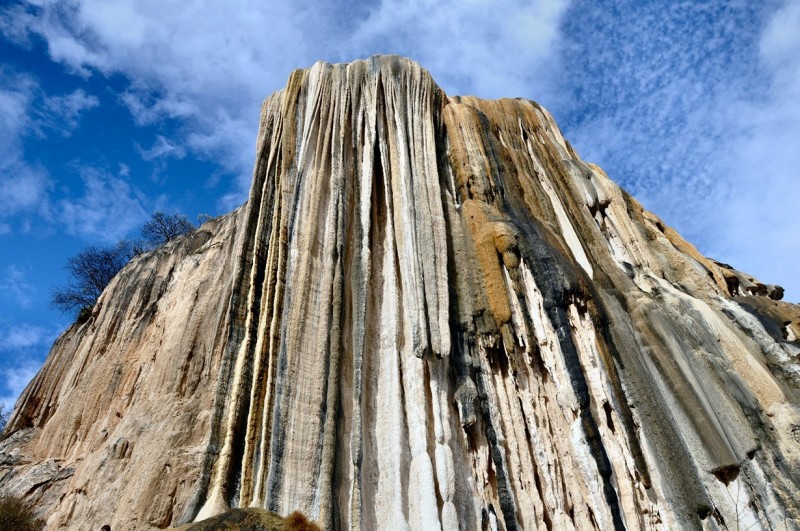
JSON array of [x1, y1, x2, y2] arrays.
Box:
[[1, 56, 799, 530]]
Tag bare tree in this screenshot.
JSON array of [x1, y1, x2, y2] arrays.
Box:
[[50, 241, 135, 317], [50, 212, 195, 320], [140, 212, 194, 247]]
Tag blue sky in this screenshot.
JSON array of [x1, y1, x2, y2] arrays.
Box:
[[1, 0, 798, 408]]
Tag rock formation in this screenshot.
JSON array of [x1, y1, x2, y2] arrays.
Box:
[[1, 56, 799, 530]]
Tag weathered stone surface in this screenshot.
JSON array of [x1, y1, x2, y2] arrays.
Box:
[[0, 212, 244, 530], [1, 56, 799, 530]]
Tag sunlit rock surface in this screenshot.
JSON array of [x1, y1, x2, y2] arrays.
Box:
[[1, 56, 799, 530]]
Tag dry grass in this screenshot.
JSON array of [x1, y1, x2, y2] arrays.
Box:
[[284, 511, 321, 531], [0, 495, 45, 531]]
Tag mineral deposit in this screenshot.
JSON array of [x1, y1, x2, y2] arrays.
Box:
[[1, 56, 799, 530]]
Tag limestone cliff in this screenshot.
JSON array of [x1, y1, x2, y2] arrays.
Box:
[[1, 56, 799, 530]]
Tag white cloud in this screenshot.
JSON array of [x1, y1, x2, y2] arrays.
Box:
[[0, 3, 32, 44], [0, 265, 36, 309], [0, 69, 98, 226], [0, 69, 35, 137], [715, 0, 800, 300], [1, 0, 340, 207], [0, 322, 60, 408], [760, 1, 800, 84], [0, 69, 97, 140], [5, 0, 794, 301], [4, 0, 571, 208], [120, 90, 198, 126], [348, 0, 568, 98], [58, 166, 149, 242], [0, 324, 49, 351], [0, 159, 51, 216], [0, 69, 52, 219], [0, 359, 44, 409], [551, 2, 799, 301], [136, 134, 186, 161], [41, 88, 99, 134]]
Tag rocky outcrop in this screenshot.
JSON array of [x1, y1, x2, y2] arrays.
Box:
[[0, 213, 244, 529], [1, 56, 799, 530]]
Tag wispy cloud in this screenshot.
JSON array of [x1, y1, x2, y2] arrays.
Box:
[[120, 90, 198, 126], [0, 159, 51, 218], [551, 1, 799, 299], [0, 322, 61, 407], [40, 88, 99, 134], [136, 134, 185, 161], [347, 0, 568, 98], [2, 0, 571, 208], [58, 166, 149, 242], [0, 324, 50, 351], [0, 68, 52, 222], [2, 0, 796, 300], [716, 0, 800, 298], [552, 3, 766, 224], [0, 67, 35, 135], [2, 0, 326, 188], [0, 68, 98, 140], [0, 265, 36, 309], [0, 358, 45, 409], [0, 67, 99, 229]]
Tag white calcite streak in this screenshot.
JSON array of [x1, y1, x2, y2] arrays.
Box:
[[527, 146, 594, 279], [2, 56, 800, 531]]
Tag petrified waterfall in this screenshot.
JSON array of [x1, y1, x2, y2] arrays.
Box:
[[2, 56, 799, 530]]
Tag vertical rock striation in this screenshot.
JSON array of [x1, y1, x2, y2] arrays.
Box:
[[2, 56, 799, 530]]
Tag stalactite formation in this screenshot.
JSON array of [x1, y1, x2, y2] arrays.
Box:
[[1, 56, 799, 530]]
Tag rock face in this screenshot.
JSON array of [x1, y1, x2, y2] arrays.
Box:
[[2, 56, 800, 530]]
